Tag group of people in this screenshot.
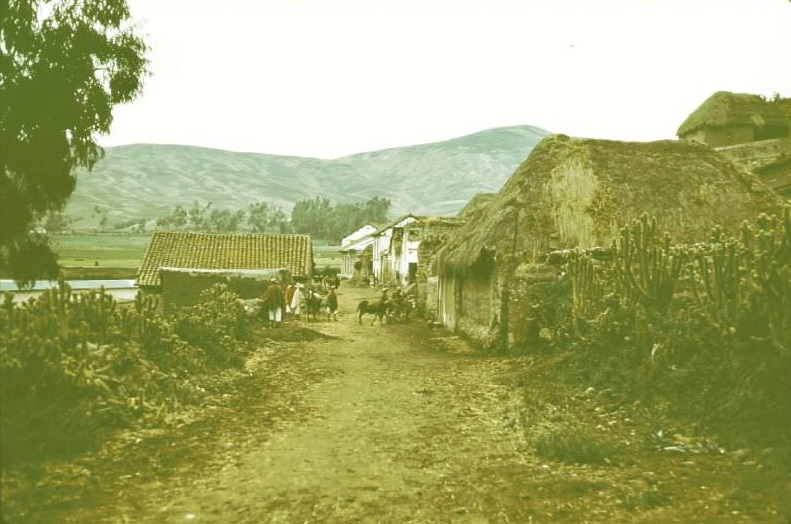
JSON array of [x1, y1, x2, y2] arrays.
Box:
[[261, 279, 339, 328]]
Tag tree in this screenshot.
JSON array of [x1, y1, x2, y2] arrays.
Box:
[[291, 196, 391, 242], [247, 201, 271, 233], [291, 196, 333, 239], [1, 0, 147, 286]]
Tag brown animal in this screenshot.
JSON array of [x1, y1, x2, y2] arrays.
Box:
[[357, 299, 389, 325]]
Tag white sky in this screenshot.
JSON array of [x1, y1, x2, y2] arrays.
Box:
[[102, 0, 791, 159]]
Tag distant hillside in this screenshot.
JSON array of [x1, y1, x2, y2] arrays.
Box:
[[65, 125, 549, 230]]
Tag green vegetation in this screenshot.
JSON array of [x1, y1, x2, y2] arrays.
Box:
[[1, 0, 147, 286], [43, 233, 343, 278], [51, 234, 150, 269], [291, 196, 390, 243], [519, 207, 791, 450], [313, 244, 343, 273], [155, 200, 289, 234], [0, 283, 251, 464], [146, 195, 388, 245]]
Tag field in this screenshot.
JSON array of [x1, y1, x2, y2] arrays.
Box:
[[49, 234, 342, 279], [49, 233, 150, 279], [312, 243, 343, 273]]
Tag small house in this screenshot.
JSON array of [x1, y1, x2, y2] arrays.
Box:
[[338, 224, 379, 280], [137, 231, 313, 311], [438, 134, 784, 348], [371, 214, 464, 290], [677, 91, 789, 147], [371, 214, 420, 286]]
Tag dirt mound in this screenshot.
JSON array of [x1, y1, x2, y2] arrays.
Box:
[[254, 325, 336, 342]]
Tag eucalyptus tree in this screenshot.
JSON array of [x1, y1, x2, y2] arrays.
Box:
[[1, 0, 147, 285]]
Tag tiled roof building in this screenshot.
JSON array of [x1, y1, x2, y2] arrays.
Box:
[[137, 231, 313, 289]]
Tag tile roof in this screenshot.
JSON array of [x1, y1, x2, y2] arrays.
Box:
[[137, 231, 313, 288]]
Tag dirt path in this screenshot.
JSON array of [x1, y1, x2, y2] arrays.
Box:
[[4, 286, 790, 522], [153, 316, 528, 523], [131, 286, 532, 523], [6, 286, 530, 523]]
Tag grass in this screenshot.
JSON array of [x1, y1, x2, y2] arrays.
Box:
[[313, 244, 342, 272], [51, 233, 150, 269], [47, 233, 342, 278]]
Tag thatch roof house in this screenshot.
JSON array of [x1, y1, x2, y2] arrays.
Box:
[[677, 91, 789, 147], [438, 134, 784, 346], [137, 231, 313, 310]]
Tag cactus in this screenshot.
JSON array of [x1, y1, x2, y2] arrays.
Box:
[[612, 214, 683, 314], [686, 206, 791, 354]]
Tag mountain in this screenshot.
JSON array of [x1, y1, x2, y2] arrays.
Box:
[[64, 125, 549, 230]]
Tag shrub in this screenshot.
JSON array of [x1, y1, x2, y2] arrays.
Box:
[[0, 282, 254, 464], [172, 283, 250, 367], [549, 207, 791, 446]]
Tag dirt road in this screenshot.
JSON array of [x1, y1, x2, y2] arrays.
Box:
[[4, 286, 790, 522]]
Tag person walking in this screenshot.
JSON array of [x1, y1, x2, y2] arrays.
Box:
[[290, 283, 304, 320], [263, 279, 285, 328], [285, 283, 295, 316], [326, 287, 338, 321]]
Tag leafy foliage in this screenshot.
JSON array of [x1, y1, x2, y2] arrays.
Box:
[[0, 0, 147, 286], [172, 284, 249, 367], [155, 200, 291, 234], [0, 283, 252, 464], [290, 196, 391, 242], [156, 195, 391, 241]]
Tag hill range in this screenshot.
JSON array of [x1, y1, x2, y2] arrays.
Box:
[[65, 125, 549, 230]]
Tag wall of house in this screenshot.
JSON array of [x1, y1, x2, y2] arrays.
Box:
[[399, 230, 420, 288], [390, 229, 404, 284], [754, 125, 788, 142], [437, 272, 458, 330], [415, 241, 440, 318], [340, 252, 355, 279], [442, 265, 497, 345], [424, 275, 439, 321], [372, 231, 391, 283], [702, 126, 754, 147], [437, 262, 563, 351], [509, 263, 561, 351]]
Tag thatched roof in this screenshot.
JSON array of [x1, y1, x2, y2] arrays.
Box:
[[415, 216, 466, 228], [441, 134, 784, 272], [137, 231, 313, 288], [457, 192, 496, 220], [411, 215, 466, 245], [677, 91, 789, 137]]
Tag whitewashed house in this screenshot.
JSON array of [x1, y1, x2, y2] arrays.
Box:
[[339, 224, 379, 280], [371, 214, 420, 286]]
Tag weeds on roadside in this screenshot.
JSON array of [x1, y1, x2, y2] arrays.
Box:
[[529, 421, 619, 465], [0, 282, 252, 465]]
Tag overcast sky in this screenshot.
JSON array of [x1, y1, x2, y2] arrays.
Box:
[[102, 0, 791, 159]]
